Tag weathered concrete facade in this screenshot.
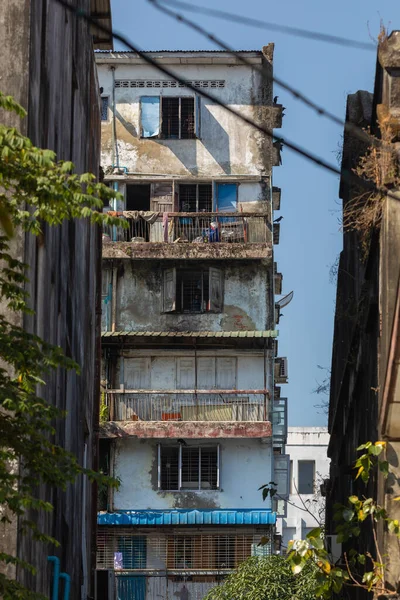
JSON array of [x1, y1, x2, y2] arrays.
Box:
[[0, 0, 112, 597], [102, 260, 272, 332], [327, 31, 400, 598], [276, 428, 329, 550], [96, 48, 286, 599]]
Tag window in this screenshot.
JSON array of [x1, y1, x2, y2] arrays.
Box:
[[216, 183, 238, 212], [274, 454, 290, 498], [101, 97, 109, 121], [140, 96, 201, 139], [163, 267, 223, 313], [158, 445, 219, 491], [179, 184, 212, 212], [298, 460, 315, 494]]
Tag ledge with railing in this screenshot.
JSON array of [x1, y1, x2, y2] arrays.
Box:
[[104, 390, 270, 422], [102, 212, 271, 245]]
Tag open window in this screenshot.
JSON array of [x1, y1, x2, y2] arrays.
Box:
[[162, 267, 223, 313], [140, 96, 201, 139]]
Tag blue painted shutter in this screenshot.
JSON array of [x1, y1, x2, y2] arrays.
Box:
[[140, 97, 160, 138], [216, 184, 237, 212]]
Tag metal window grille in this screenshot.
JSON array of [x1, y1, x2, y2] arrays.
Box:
[[176, 269, 210, 313], [159, 445, 219, 491], [114, 80, 225, 88], [179, 184, 212, 213], [161, 98, 195, 139], [97, 529, 272, 572], [101, 97, 109, 121]]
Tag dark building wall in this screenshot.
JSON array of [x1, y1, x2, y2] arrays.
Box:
[[0, 0, 107, 597], [327, 32, 400, 598]]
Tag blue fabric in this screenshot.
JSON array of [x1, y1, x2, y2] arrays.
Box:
[[98, 509, 276, 526], [140, 97, 160, 138], [217, 184, 237, 212], [117, 575, 146, 600]]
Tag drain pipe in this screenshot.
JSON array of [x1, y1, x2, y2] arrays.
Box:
[[110, 66, 120, 169], [47, 556, 60, 600], [59, 572, 71, 600]]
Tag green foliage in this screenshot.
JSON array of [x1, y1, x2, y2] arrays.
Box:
[[0, 93, 123, 598], [286, 440, 400, 598], [99, 391, 109, 423], [204, 555, 321, 600]]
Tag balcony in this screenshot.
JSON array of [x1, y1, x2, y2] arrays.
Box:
[[102, 212, 272, 260], [100, 390, 272, 439]]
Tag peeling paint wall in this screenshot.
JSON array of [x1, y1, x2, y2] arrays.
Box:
[[111, 438, 272, 510], [97, 58, 277, 177], [102, 260, 271, 332]]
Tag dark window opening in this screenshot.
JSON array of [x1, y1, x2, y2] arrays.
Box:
[[126, 184, 151, 241], [298, 460, 315, 494], [181, 98, 195, 139], [176, 270, 209, 313], [101, 97, 109, 121], [179, 184, 212, 213], [162, 97, 195, 139], [126, 184, 151, 211], [163, 267, 223, 314]]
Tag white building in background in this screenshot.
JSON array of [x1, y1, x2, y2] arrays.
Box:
[[94, 47, 289, 600], [277, 427, 330, 549]]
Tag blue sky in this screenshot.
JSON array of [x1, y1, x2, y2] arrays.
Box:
[[110, 0, 400, 426]]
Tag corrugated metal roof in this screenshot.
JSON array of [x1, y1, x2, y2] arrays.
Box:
[[95, 50, 262, 54], [101, 330, 278, 339], [98, 509, 276, 526]]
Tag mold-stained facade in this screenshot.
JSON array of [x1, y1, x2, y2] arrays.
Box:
[[95, 48, 287, 600]]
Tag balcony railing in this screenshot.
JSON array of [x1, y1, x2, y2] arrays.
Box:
[[102, 212, 270, 244], [105, 390, 269, 422]]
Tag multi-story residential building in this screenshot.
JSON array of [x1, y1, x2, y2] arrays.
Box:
[[0, 0, 112, 597], [276, 427, 329, 549], [327, 31, 400, 598], [95, 47, 287, 600]]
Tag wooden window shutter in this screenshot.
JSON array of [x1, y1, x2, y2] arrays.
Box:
[[208, 267, 224, 313], [163, 268, 176, 312]]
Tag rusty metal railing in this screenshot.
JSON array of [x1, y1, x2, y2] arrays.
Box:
[[102, 212, 270, 244], [104, 390, 269, 422]]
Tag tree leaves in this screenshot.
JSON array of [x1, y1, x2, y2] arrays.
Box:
[[0, 93, 122, 596]]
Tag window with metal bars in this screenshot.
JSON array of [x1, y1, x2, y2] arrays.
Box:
[[97, 529, 272, 571], [161, 97, 195, 139], [179, 184, 212, 212], [158, 445, 219, 491], [177, 269, 209, 313], [101, 97, 109, 121], [163, 267, 223, 314]]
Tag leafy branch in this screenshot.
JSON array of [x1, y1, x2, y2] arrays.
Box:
[[0, 92, 124, 598]]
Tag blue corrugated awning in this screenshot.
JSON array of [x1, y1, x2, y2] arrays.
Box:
[[98, 509, 276, 526]]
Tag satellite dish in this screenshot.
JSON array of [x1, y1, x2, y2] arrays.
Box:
[[275, 291, 294, 309]]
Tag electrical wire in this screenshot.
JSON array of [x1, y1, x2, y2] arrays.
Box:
[[54, 0, 342, 176], [149, 0, 376, 150], [151, 0, 376, 52], [52, 0, 397, 204]]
